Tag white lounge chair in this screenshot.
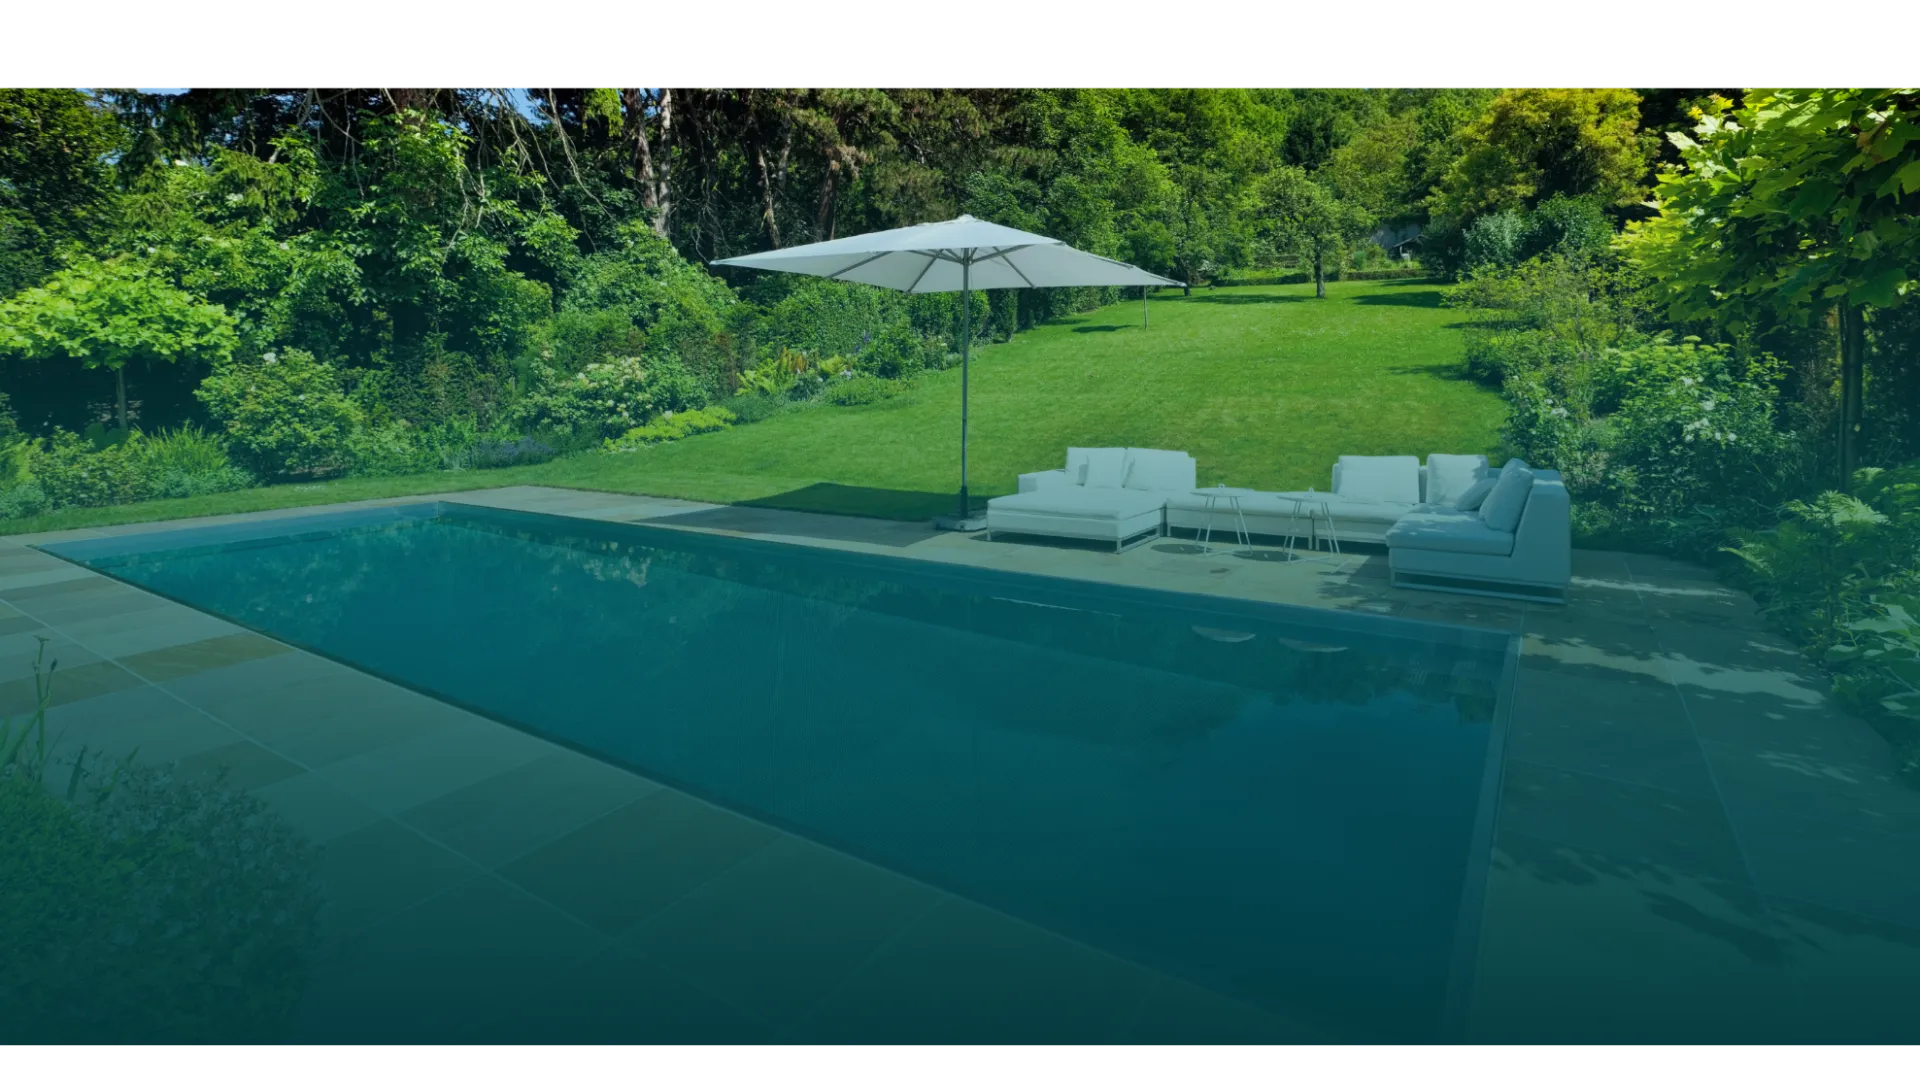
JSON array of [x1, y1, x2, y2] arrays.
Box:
[[1385, 460, 1571, 604], [985, 447, 1195, 551]]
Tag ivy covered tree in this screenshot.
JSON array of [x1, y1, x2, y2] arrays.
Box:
[[1627, 89, 1920, 482], [0, 256, 238, 430]]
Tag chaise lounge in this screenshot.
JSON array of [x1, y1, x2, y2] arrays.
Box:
[[985, 447, 1196, 552]]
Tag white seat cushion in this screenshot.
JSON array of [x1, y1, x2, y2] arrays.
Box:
[[1123, 448, 1196, 492], [1385, 507, 1517, 556], [987, 487, 1168, 521], [1425, 454, 1488, 506], [1335, 456, 1421, 505], [1479, 466, 1535, 533]]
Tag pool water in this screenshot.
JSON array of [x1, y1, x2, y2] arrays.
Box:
[[50, 503, 1513, 1040]]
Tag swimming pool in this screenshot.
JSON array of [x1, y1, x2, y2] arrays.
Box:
[[46, 502, 1515, 1040]]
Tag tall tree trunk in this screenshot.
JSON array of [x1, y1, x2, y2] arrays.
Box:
[[115, 367, 127, 432], [817, 161, 839, 241], [622, 88, 673, 238], [754, 137, 782, 248], [1314, 250, 1326, 298], [1840, 303, 1866, 488]]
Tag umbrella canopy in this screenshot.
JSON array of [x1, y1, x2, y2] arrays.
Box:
[[713, 215, 1182, 528], [713, 214, 1181, 293]]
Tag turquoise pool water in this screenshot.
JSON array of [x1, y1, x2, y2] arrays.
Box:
[[49, 503, 1513, 1040]]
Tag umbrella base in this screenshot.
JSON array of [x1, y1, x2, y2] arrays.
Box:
[[933, 513, 989, 532]]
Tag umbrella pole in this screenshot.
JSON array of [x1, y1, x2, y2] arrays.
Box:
[[959, 264, 971, 520]]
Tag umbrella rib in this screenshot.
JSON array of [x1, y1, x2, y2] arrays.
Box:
[[905, 252, 939, 294], [825, 251, 893, 281], [986, 248, 1038, 289]]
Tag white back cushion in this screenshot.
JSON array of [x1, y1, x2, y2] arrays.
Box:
[[1334, 455, 1421, 504], [1081, 447, 1129, 489], [1123, 448, 1196, 491], [1479, 466, 1534, 532], [1425, 454, 1488, 506], [1452, 476, 1498, 511], [1066, 446, 1123, 485]]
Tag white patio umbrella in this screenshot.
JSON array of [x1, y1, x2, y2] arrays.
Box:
[[713, 215, 1182, 529]]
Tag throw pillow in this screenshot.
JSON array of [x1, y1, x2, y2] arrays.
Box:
[[1479, 466, 1534, 532], [1425, 454, 1488, 506], [1334, 455, 1421, 504], [1082, 447, 1129, 489], [1452, 476, 1498, 512]]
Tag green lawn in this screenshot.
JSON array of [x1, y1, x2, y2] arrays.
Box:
[[2, 278, 1505, 535]]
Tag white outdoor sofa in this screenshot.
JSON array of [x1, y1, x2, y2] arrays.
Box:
[[984, 448, 1571, 603]]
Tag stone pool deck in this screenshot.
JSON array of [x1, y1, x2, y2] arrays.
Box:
[[6, 484, 1917, 1043]]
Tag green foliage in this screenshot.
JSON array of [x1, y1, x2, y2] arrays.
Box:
[[197, 349, 361, 477], [822, 373, 902, 407], [0, 90, 122, 295], [858, 323, 925, 379], [603, 406, 736, 451], [1628, 90, 1920, 329], [1432, 88, 1654, 220], [725, 391, 787, 425], [1462, 210, 1527, 273], [512, 354, 707, 440], [2, 642, 324, 1041], [1257, 166, 1372, 295], [0, 256, 241, 427]]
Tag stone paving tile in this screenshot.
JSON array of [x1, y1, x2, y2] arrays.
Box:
[[401, 752, 661, 869], [1714, 795, 1920, 932], [1123, 975, 1337, 1044], [296, 875, 607, 1043], [35, 683, 243, 765], [1469, 830, 1800, 1043], [1498, 759, 1752, 885], [118, 631, 290, 682], [251, 770, 384, 845], [315, 712, 557, 815], [500, 789, 781, 937], [1767, 895, 1920, 1043], [0, 653, 144, 715], [1507, 666, 1718, 797], [481, 946, 777, 1043], [620, 834, 946, 1032], [313, 819, 482, 944], [175, 739, 307, 791], [49, 603, 245, 659], [0, 574, 126, 603], [800, 895, 1158, 1043], [0, 626, 100, 676]]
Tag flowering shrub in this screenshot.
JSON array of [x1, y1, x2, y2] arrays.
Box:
[[603, 406, 735, 451], [197, 349, 361, 477], [512, 354, 707, 440]]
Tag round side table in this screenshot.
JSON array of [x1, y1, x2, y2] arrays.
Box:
[[1279, 493, 1341, 561], [1192, 487, 1259, 555]]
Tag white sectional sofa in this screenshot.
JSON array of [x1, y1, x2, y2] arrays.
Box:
[[985, 447, 1195, 552], [984, 448, 1571, 603]]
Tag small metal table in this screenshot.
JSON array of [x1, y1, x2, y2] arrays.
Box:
[[1279, 493, 1341, 561], [1192, 487, 1258, 555]]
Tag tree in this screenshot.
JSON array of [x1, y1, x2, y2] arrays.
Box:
[[1260, 167, 1371, 298], [1627, 89, 1920, 484], [0, 89, 124, 295], [1431, 88, 1654, 220], [0, 257, 238, 430]]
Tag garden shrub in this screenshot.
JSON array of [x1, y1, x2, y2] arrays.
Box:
[[344, 421, 434, 477], [196, 349, 361, 477], [823, 374, 900, 407], [511, 353, 709, 441], [1461, 209, 1527, 273], [859, 323, 924, 380], [2, 647, 324, 1042], [726, 391, 786, 425], [603, 406, 736, 451]]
